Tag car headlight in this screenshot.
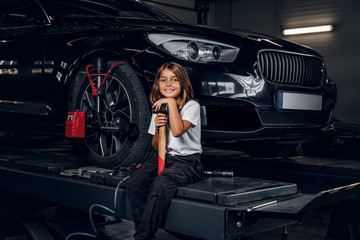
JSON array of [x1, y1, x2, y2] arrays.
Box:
[[147, 33, 240, 63]]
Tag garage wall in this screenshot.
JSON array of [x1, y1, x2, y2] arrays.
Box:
[[210, 0, 360, 124], [144, 0, 198, 24], [212, 0, 281, 37], [282, 1, 360, 125]]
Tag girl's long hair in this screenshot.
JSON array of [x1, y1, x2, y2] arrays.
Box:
[[150, 62, 195, 108]]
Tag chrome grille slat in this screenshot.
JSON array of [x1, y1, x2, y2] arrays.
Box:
[[285, 54, 291, 85], [258, 51, 324, 87], [270, 53, 275, 82]]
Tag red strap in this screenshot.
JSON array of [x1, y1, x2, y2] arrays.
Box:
[[86, 62, 128, 96]]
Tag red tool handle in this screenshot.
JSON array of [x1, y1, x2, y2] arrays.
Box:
[[158, 125, 166, 175], [153, 103, 168, 175]]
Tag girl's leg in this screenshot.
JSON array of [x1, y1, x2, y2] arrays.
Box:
[[126, 155, 158, 231], [134, 154, 203, 240]]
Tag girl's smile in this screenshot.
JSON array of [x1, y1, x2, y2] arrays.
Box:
[[159, 68, 181, 100]]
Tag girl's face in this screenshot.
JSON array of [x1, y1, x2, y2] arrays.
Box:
[[159, 68, 182, 102]]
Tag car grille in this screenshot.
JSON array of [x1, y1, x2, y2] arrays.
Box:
[[258, 51, 324, 87], [257, 108, 321, 126]]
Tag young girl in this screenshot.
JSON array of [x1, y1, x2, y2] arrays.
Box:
[[126, 62, 203, 240]]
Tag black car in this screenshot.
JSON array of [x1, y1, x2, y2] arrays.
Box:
[[0, 0, 336, 168]]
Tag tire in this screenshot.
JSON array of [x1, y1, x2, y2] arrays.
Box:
[[68, 61, 153, 168]]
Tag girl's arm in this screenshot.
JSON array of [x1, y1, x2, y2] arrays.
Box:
[[167, 99, 191, 137], [153, 98, 192, 137]]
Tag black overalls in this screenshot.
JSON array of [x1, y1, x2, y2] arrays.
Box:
[[126, 153, 203, 240]]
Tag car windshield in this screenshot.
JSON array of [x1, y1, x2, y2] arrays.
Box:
[[49, 0, 180, 22]]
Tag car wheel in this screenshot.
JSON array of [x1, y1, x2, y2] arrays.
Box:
[[68, 61, 153, 168]]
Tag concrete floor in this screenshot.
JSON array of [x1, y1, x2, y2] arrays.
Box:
[[0, 199, 334, 240], [94, 209, 330, 240], [90, 211, 330, 240], [14, 199, 329, 240], [251, 210, 330, 240]]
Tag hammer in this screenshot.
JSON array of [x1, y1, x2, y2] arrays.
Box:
[[152, 104, 168, 175]]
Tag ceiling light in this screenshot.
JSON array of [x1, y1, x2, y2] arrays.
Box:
[[283, 25, 334, 36]]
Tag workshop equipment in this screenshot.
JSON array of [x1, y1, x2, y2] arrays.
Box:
[[153, 104, 168, 175], [66, 61, 129, 139], [1, 146, 360, 240], [85, 60, 128, 97], [65, 111, 85, 138]]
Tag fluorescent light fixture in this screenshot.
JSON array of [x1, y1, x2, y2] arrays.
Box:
[[283, 25, 334, 35]]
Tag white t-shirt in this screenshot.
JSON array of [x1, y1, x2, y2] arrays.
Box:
[[148, 100, 202, 156]]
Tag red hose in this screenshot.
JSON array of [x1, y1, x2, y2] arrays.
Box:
[[86, 62, 128, 96]]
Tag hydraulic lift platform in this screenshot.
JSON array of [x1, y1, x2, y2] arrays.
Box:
[[0, 146, 360, 240]]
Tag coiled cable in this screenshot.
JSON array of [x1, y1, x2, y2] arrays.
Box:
[[65, 178, 125, 240]]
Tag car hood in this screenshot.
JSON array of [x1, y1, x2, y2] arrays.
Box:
[[53, 16, 322, 58], [199, 25, 319, 55], [119, 18, 320, 56]]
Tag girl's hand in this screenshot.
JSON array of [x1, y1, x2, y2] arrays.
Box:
[[152, 98, 171, 112], [153, 97, 190, 137], [155, 113, 168, 128], [152, 98, 178, 112]]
